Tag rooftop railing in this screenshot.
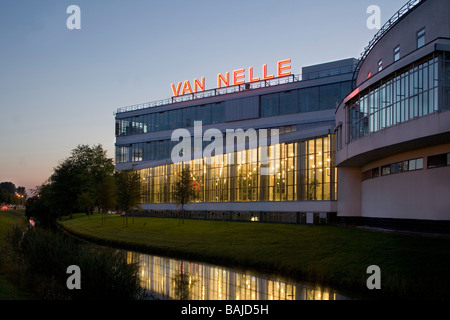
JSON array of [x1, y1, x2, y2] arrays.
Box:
[[115, 65, 355, 114], [353, 0, 424, 83]]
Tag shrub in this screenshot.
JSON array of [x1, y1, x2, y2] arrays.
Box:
[[72, 248, 145, 300], [2, 225, 145, 300]]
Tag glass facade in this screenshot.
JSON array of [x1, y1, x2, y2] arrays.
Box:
[[260, 82, 352, 117], [115, 102, 225, 137], [115, 121, 335, 164], [115, 81, 352, 138], [348, 56, 447, 141], [138, 135, 336, 204]]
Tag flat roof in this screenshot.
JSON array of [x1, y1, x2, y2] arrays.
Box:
[[115, 58, 357, 115]]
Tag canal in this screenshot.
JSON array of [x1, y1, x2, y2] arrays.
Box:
[[123, 250, 350, 300]]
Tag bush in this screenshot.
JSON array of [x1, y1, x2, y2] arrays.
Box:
[[72, 248, 144, 300], [2, 225, 145, 300]]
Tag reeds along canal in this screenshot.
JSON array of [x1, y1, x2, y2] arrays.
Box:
[[123, 250, 351, 300]]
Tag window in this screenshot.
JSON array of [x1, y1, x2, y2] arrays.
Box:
[[378, 59, 383, 72], [417, 28, 426, 48], [362, 167, 380, 181], [381, 158, 423, 176], [394, 46, 400, 62], [427, 153, 450, 168], [348, 57, 439, 141], [409, 158, 423, 170]]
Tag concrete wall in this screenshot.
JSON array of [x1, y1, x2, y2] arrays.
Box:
[[337, 143, 450, 220], [336, 167, 362, 217], [360, 144, 450, 220]]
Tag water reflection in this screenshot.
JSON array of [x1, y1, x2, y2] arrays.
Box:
[[125, 251, 348, 300]]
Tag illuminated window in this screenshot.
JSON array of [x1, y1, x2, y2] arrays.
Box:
[[137, 135, 336, 204]]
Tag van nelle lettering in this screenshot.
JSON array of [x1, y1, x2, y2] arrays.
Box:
[[181, 304, 215, 317], [171, 59, 291, 97]]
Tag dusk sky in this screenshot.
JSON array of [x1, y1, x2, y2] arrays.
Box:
[[0, 0, 407, 193]]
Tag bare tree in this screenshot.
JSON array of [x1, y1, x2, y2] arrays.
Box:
[[172, 168, 197, 224]]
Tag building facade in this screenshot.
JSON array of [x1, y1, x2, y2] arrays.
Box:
[[335, 0, 450, 231], [115, 58, 356, 224], [115, 0, 450, 229]]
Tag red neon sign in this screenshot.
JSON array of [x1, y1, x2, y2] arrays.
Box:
[[171, 59, 291, 97]]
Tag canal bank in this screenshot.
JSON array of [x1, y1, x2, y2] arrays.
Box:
[[59, 213, 450, 300]]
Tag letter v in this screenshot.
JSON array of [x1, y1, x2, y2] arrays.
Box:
[[171, 82, 182, 97]]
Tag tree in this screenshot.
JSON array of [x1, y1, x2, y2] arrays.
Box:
[[97, 175, 117, 225], [50, 144, 115, 218], [0, 182, 26, 206], [115, 170, 141, 227], [0, 182, 16, 194], [25, 183, 59, 229], [77, 191, 96, 216], [172, 168, 197, 224], [16, 186, 26, 195]]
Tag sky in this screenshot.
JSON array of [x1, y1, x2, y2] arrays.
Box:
[[0, 0, 408, 193]]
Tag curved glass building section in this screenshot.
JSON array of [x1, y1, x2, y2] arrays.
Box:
[[335, 0, 450, 231]]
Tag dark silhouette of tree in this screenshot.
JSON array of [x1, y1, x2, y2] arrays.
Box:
[[0, 182, 16, 194], [97, 175, 117, 225], [115, 170, 141, 227], [25, 183, 59, 229], [50, 144, 114, 218]]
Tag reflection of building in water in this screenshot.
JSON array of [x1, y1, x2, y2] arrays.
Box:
[[126, 251, 347, 300]]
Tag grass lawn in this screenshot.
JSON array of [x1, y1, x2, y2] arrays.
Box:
[[0, 210, 28, 300], [60, 213, 450, 299]]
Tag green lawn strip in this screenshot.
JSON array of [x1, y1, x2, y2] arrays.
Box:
[[0, 210, 29, 300], [60, 213, 450, 299]]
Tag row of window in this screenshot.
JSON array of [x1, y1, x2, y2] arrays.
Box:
[[350, 56, 448, 141], [260, 82, 351, 117], [115, 121, 334, 164], [381, 158, 423, 176], [115, 81, 352, 137], [376, 27, 426, 74], [362, 153, 449, 181], [138, 135, 337, 204], [362, 157, 422, 181]]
